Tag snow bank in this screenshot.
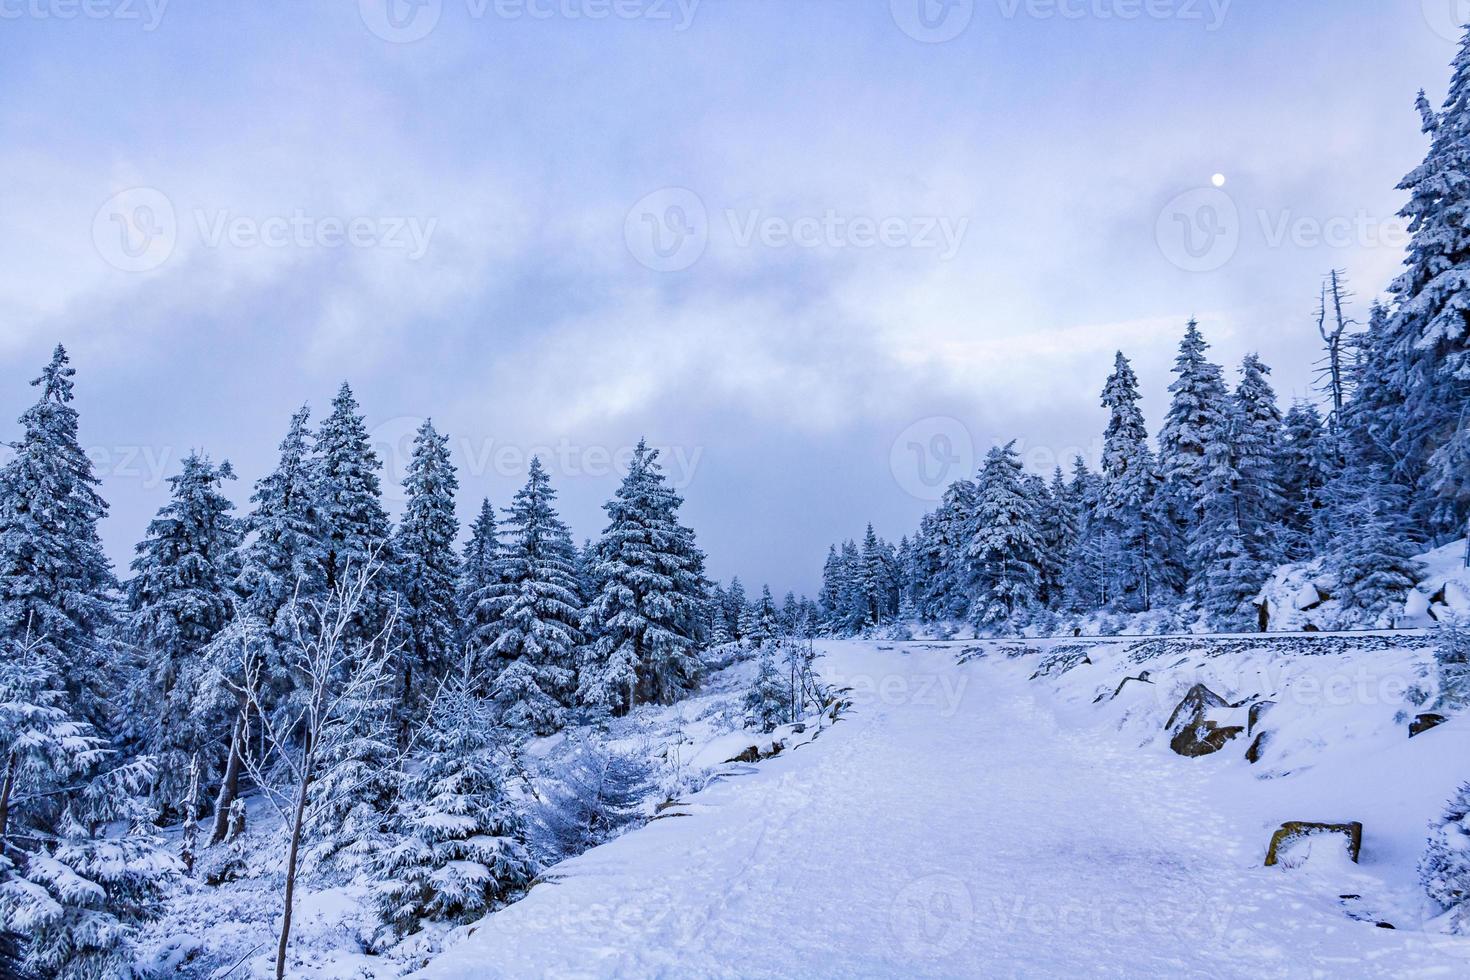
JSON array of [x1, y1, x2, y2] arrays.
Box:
[[1259, 538, 1470, 631]]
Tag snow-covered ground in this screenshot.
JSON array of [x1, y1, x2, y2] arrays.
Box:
[[418, 638, 1470, 977]]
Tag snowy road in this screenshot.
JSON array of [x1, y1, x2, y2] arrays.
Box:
[[421, 642, 1469, 978]]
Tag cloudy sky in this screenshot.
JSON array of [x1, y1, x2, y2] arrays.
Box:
[[0, 0, 1458, 596]]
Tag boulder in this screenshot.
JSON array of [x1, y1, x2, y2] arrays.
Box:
[[1248, 700, 1276, 736], [1165, 684, 1229, 730], [1171, 722, 1245, 758], [1264, 821, 1363, 867], [1245, 730, 1271, 764], [1411, 713, 1449, 738], [1166, 684, 1246, 758]]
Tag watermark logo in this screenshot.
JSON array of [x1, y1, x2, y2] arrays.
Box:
[[369, 415, 705, 495], [625, 187, 709, 273], [890, 0, 974, 43], [890, 874, 974, 958], [891, 417, 975, 502], [1422, 0, 1470, 43], [93, 187, 178, 273], [91, 189, 438, 271], [361, 0, 699, 42], [0, 0, 169, 30], [360, 0, 442, 42], [625, 188, 970, 271], [995, 0, 1231, 31], [1156, 181, 1239, 273], [193, 209, 437, 259]]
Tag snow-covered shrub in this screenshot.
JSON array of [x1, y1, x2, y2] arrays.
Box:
[[372, 670, 535, 944], [743, 646, 792, 733], [1422, 782, 1470, 928], [1431, 617, 1470, 710], [530, 740, 658, 862]]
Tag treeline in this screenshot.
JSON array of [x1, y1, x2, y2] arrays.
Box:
[[0, 358, 713, 977], [821, 37, 1470, 638]]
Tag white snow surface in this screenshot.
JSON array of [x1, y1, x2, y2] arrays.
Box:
[[419, 639, 1470, 978]]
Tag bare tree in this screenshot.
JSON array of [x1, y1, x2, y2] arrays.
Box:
[[229, 560, 401, 980], [1316, 269, 1357, 428]]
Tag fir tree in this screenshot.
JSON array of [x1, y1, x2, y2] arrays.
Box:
[[743, 644, 790, 733], [457, 498, 502, 655], [372, 662, 534, 942], [392, 420, 460, 724], [0, 346, 118, 727], [579, 443, 705, 714], [124, 451, 242, 811], [1188, 407, 1262, 630], [1277, 401, 1331, 561], [315, 383, 394, 627], [1038, 467, 1078, 609], [1326, 468, 1424, 628], [1158, 319, 1230, 504], [474, 459, 582, 733], [1233, 354, 1286, 566], [236, 406, 323, 624], [968, 443, 1043, 629], [1386, 32, 1470, 539], [1421, 781, 1470, 931], [0, 761, 178, 980], [1099, 353, 1167, 610]]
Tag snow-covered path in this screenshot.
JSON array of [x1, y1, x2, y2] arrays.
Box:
[[421, 642, 1466, 978]]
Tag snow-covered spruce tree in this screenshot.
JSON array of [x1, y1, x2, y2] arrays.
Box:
[[1233, 354, 1286, 567], [1276, 401, 1331, 561], [1098, 353, 1170, 611], [1421, 782, 1470, 930], [372, 660, 535, 944], [725, 576, 748, 643], [1158, 320, 1230, 524], [1036, 468, 1078, 610], [0, 345, 119, 729], [214, 408, 325, 844], [1, 777, 179, 980], [0, 632, 106, 845], [580, 442, 708, 713], [1059, 456, 1111, 611], [1325, 466, 1424, 628], [708, 582, 733, 645], [924, 477, 978, 623], [237, 406, 324, 624], [457, 497, 502, 657], [749, 584, 780, 647], [1187, 407, 1263, 630], [392, 420, 460, 727], [530, 738, 657, 863], [314, 382, 395, 634], [780, 590, 800, 635], [968, 443, 1043, 630], [471, 458, 582, 734], [124, 450, 242, 813], [1385, 31, 1470, 540], [744, 643, 791, 733]]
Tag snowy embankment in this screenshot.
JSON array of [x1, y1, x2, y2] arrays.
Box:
[[1259, 539, 1470, 631], [141, 652, 833, 978], [418, 638, 1470, 977]]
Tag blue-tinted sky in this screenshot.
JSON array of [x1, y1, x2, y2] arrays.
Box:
[[0, 0, 1457, 596]]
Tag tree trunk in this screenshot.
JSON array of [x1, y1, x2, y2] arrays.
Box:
[[211, 708, 247, 846], [0, 753, 17, 845], [275, 741, 314, 980]]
